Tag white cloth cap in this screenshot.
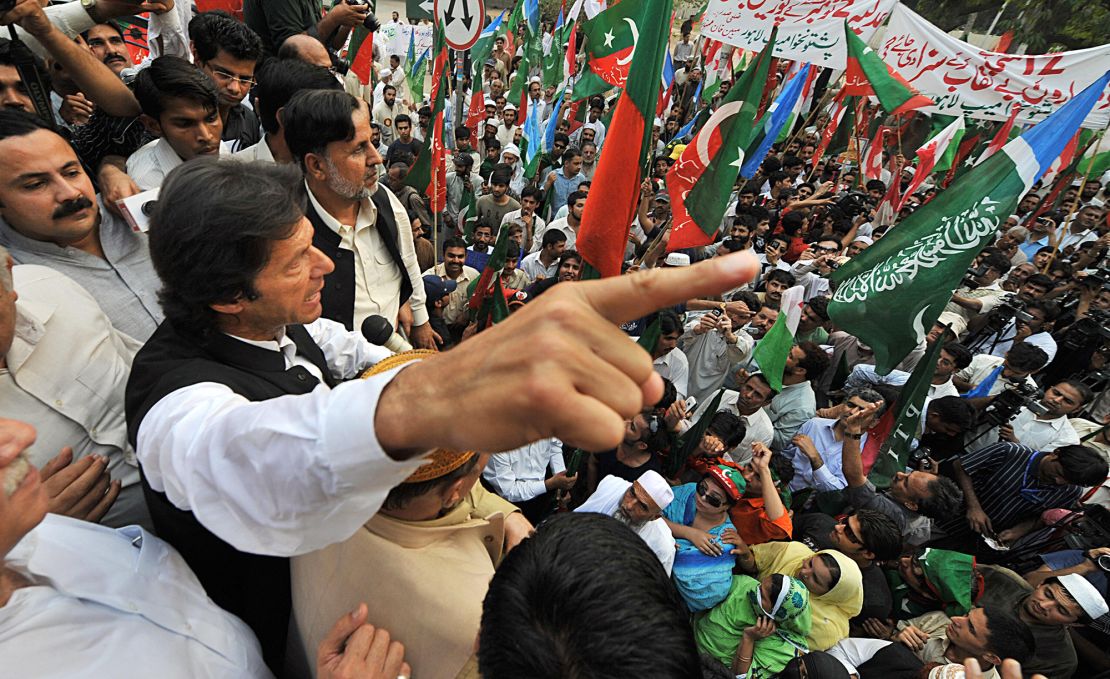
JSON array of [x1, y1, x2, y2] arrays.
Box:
[[664, 253, 690, 267], [852, 235, 874, 246], [380, 68, 392, 77], [637, 470, 674, 510], [504, 102, 517, 111], [1058, 573, 1110, 620], [501, 143, 520, 159]]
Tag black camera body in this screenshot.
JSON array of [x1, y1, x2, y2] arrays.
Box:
[[344, 0, 381, 32], [981, 381, 1047, 427], [835, 191, 872, 219], [1060, 308, 1110, 351]]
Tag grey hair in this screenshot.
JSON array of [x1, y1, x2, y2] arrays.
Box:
[[0, 244, 12, 291], [1006, 226, 1029, 240]]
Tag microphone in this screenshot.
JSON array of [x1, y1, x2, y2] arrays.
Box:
[[360, 315, 412, 353]]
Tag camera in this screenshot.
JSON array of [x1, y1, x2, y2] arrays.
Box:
[[835, 191, 872, 219], [961, 264, 989, 290], [710, 308, 723, 317], [908, 446, 933, 471], [978, 294, 1033, 337], [1059, 308, 1110, 352], [344, 0, 381, 31], [981, 381, 1048, 427], [1084, 266, 1110, 291], [1099, 554, 1110, 572]]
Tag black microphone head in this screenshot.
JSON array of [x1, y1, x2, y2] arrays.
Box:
[[360, 315, 394, 346]]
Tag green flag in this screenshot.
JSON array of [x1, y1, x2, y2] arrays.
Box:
[[865, 335, 945, 488], [406, 0, 432, 21], [667, 389, 726, 478], [570, 0, 643, 101]]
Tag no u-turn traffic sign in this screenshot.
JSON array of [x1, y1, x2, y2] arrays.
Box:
[[435, 0, 484, 51]]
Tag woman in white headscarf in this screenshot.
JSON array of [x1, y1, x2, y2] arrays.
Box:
[[500, 143, 525, 198]]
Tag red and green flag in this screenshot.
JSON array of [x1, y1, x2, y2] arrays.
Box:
[[467, 221, 515, 330], [570, 0, 645, 101], [576, 0, 673, 279], [897, 115, 965, 210], [976, 104, 1022, 165], [665, 28, 776, 251], [347, 25, 374, 85], [402, 23, 448, 212], [843, 21, 933, 117]]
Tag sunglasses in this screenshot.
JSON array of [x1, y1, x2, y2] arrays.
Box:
[[839, 515, 863, 545], [697, 479, 727, 508]]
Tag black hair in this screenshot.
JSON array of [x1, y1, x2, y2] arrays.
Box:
[[981, 605, 1035, 664], [655, 377, 678, 412], [796, 341, 830, 381], [1007, 342, 1049, 372], [707, 411, 746, 449], [807, 296, 830, 321], [189, 11, 263, 63], [765, 268, 797, 287], [254, 58, 341, 135], [1025, 299, 1060, 322], [769, 453, 794, 487], [747, 371, 779, 397], [566, 190, 588, 208], [1022, 273, 1055, 292], [817, 552, 842, 590], [80, 20, 125, 42], [395, 112, 412, 127], [381, 454, 480, 511], [942, 342, 974, 371], [383, 83, 396, 95], [915, 474, 963, 519], [557, 249, 583, 268], [761, 156, 782, 173], [853, 509, 903, 561], [1055, 378, 1093, 406], [781, 211, 806, 235], [658, 309, 682, 336], [981, 251, 1012, 276], [520, 185, 542, 202], [134, 56, 219, 121], [282, 89, 360, 166], [781, 155, 803, 170], [443, 236, 468, 253], [485, 137, 501, 150], [865, 179, 886, 193], [562, 146, 582, 163], [541, 229, 568, 248], [148, 159, 307, 337], [927, 395, 976, 431], [553, 132, 570, 145], [455, 125, 471, 140], [452, 152, 474, 168], [768, 233, 791, 249], [767, 170, 789, 186], [0, 108, 53, 142], [477, 513, 700, 679], [844, 387, 888, 419], [1053, 445, 1108, 487]]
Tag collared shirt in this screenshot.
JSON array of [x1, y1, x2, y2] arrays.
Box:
[[519, 250, 558, 281], [0, 197, 163, 341], [957, 352, 1040, 397], [126, 138, 232, 190], [501, 209, 546, 243], [937, 282, 1008, 337], [306, 183, 429, 328], [423, 262, 480, 326], [653, 348, 690, 399], [0, 265, 146, 528], [546, 170, 587, 220], [135, 317, 420, 557], [783, 417, 869, 492], [767, 381, 817, 451], [533, 217, 578, 253], [222, 105, 262, 153], [680, 312, 754, 404], [1, 514, 272, 679], [936, 443, 1082, 535], [482, 438, 566, 503], [984, 325, 1058, 362], [575, 475, 676, 574], [232, 135, 277, 163], [1007, 409, 1080, 451]]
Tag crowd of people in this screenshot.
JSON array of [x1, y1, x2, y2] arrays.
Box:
[[0, 1, 1109, 678]]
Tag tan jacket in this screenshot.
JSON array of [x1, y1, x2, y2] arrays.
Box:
[[291, 486, 517, 679]]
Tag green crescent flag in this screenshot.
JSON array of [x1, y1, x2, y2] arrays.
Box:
[[570, 0, 643, 101]]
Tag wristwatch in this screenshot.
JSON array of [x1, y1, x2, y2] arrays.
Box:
[[843, 431, 863, 440], [80, 0, 99, 22]]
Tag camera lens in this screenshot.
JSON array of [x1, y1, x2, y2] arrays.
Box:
[[1098, 554, 1110, 572]]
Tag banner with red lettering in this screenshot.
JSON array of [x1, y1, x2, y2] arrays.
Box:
[[880, 4, 1110, 129], [700, 0, 897, 69]]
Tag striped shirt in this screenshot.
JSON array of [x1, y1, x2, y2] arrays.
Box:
[[938, 443, 1080, 534]]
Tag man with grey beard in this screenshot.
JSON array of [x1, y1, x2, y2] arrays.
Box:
[[575, 470, 676, 574], [282, 89, 436, 350]]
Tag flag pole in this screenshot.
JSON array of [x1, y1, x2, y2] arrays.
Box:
[[1043, 129, 1105, 272], [781, 84, 836, 157]]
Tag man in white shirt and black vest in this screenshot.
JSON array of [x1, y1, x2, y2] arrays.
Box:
[[125, 157, 766, 674], [282, 88, 437, 350]]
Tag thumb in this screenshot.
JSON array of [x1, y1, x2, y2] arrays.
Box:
[[318, 603, 368, 661]]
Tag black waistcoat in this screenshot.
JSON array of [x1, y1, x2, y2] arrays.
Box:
[[305, 186, 414, 331], [124, 320, 336, 673]]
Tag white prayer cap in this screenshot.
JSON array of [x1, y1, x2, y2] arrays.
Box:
[[529, 75, 541, 84], [637, 470, 674, 510], [503, 102, 517, 111], [653, 117, 663, 129], [380, 68, 392, 77], [852, 235, 874, 246], [664, 252, 690, 267], [502, 143, 520, 158], [1091, 197, 1105, 208], [1058, 573, 1109, 620], [484, 97, 496, 107]]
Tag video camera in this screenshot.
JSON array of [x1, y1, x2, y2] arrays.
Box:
[[980, 381, 1049, 428], [982, 294, 1033, 333], [1059, 308, 1110, 352], [960, 264, 989, 290], [834, 191, 873, 219]]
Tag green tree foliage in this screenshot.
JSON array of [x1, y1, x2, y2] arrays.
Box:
[[905, 0, 1110, 52]]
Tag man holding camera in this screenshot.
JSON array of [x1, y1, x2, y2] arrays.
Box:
[[991, 379, 1088, 452], [938, 253, 1013, 339], [680, 297, 758, 404]]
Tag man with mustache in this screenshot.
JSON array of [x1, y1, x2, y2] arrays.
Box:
[[0, 111, 162, 340], [83, 22, 130, 74], [127, 56, 229, 190], [282, 88, 436, 350]]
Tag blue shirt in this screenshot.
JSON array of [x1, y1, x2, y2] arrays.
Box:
[[1019, 236, 1050, 260], [663, 482, 737, 612], [547, 169, 587, 221], [783, 418, 869, 493]]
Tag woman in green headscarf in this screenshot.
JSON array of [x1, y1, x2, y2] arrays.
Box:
[[694, 573, 811, 678], [732, 540, 863, 651]]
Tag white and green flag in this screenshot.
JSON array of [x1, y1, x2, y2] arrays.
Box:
[[751, 285, 805, 392], [828, 71, 1110, 375]]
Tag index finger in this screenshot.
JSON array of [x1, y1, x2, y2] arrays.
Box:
[[575, 251, 760, 324], [0, 419, 35, 465]]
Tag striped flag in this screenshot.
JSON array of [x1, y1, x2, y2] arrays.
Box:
[[898, 116, 965, 210], [739, 64, 811, 179], [751, 285, 806, 392]]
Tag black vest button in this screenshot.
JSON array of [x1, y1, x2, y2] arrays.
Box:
[[297, 373, 306, 381]]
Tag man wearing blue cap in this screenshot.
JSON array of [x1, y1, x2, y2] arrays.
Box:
[[423, 275, 457, 351]]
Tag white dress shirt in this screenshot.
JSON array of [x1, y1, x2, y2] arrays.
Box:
[[520, 250, 559, 281], [782, 417, 867, 492], [984, 324, 1059, 363], [482, 438, 565, 503], [956, 353, 1039, 397], [1006, 409, 1081, 452], [531, 217, 578, 253], [306, 184, 429, 329], [575, 475, 676, 574], [0, 514, 271, 679], [653, 348, 690, 399], [126, 138, 233, 190], [698, 390, 775, 464], [232, 136, 277, 163], [680, 312, 754, 404], [135, 318, 426, 557], [0, 266, 147, 528]]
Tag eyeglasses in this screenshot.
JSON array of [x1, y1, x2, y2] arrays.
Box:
[[207, 65, 257, 88], [696, 479, 727, 509], [839, 515, 863, 545]]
